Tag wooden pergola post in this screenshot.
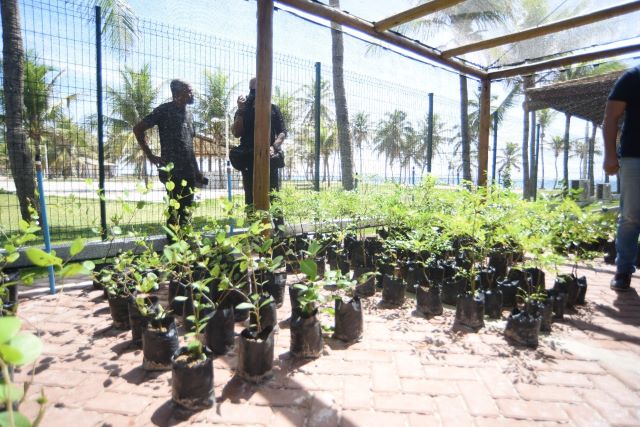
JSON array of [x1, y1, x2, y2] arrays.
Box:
[[477, 78, 491, 186], [254, 0, 274, 212]]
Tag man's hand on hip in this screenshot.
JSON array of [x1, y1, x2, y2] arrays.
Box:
[[603, 155, 620, 175], [149, 154, 163, 167]]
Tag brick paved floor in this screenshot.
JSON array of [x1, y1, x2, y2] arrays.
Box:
[[13, 260, 640, 426]]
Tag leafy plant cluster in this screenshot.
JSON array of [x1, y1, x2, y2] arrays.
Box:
[[271, 178, 614, 282]]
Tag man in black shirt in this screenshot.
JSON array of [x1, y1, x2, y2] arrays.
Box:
[[603, 66, 640, 291], [133, 79, 206, 234], [231, 77, 287, 207]]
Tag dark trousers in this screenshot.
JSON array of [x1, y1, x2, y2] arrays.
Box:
[[241, 167, 280, 206]]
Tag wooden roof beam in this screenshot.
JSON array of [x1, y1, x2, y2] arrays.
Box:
[[443, 1, 640, 58], [374, 0, 465, 32], [488, 43, 640, 80], [275, 0, 486, 78]]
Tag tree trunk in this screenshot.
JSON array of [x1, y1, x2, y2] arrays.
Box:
[[521, 75, 534, 199], [1, 0, 37, 220], [554, 157, 559, 189], [359, 143, 363, 177], [330, 0, 353, 190], [563, 113, 571, 190], [459, 74, 471, 183], [588, 122, 596, 195]]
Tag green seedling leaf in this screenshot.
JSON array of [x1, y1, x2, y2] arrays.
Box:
[[187, 339, 201, 353], [25, 248, 61, 268], [235, 302, 254, 311], [18, 219, 29, 233], [20, 272, 35, 286], [60, 262, 94, 278], [69, 238, 85, 257], [260, 239, 272, 253], [111, 226, 122, 236], [6, 252, 19, 264], [270, 256, 283, 271], [259, 296, 274, 308], [0, 317, 21, 344], [299, 258, 317, 280], [0, 411, 32, 427], [307, 241, 322, 256], [165, 181, 175, 192], [1, 333, 42, 365], [0, 383, 24, 402], [321, 324, 334, 333], [83, 260, 96, 271]]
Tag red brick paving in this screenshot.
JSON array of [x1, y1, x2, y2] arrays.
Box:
[[11, 260, 640, 426]]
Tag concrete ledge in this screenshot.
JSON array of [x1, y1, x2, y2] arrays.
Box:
[[6, 218, 374, 269]]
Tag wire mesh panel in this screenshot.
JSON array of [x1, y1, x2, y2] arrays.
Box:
[[0, 0, 101, 240], [0, 0, 623, 243]]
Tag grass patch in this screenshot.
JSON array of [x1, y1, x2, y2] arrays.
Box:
[[0, 192, 241, 242]]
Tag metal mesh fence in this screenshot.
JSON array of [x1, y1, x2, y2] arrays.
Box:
[[0, 0, 609, 243]]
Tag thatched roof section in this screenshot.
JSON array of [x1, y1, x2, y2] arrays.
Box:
[[527, 70, 625, 124], [193, 134, 225, 157]]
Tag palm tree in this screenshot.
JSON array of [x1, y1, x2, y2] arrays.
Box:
[[2, 0, 138, 219], [573, 138, 588, 180], [296, 78, 333, 126], [319, 124, 337, 185], [350, 111, 370, 176], [273, 86, 295, 136], [105, 64, 158, 185], [272, 86, 296, 180], [412, 113, 447, 175], [196, 68, 237, 177], [23, 53, 71, 160], [1, 1, 36, 219], [550, 135, 563, 189], [329, 0, 353, 190], [374, 110, 411, 182], [536, 108, 555, 189], [397, 0, 513, 184], [497, 142, 520, 188], [550, 61, 625, 190], [94, 0, 139, 52], [299, 123, 336, 185], [48, 118, 96, 178], [468, 85, 518, 178]]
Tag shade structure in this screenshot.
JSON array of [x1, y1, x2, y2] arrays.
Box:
[[527, 70, 625, 124]]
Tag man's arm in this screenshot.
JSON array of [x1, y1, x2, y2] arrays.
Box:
[[133, 120, 162, 166], [272, 104, 287, 150], [602, 100, 626, 175]]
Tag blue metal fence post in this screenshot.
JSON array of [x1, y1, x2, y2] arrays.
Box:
[[95, 6, 107, 240], [35, 156, 56, 294]]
